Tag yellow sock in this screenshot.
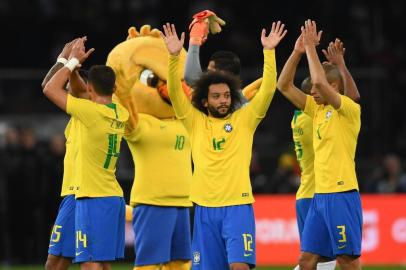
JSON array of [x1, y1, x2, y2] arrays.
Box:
[[162, 260, 191, 270]]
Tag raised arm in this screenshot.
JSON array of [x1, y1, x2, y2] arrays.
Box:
[[184, 10, 226, 85], [277, 34, 309, 109], [41, 39, 78, 89], [161, 23, 195, 121], [184, 44, 203, 85], [322, 38, 360, 102], [43, 38, 94, 111], [247, 21, 287, 117], [302, 20, 341, 109]]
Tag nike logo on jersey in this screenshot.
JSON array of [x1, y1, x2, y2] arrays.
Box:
[[76, 251, 84, 256], [49, 244, 55, 247], [338, 245, 346, 249], [243, 253, 252, 257]]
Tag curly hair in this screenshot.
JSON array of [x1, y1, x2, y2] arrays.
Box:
[[191, 71, 243, 115]]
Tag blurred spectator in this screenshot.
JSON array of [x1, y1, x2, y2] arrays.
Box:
[[376, 154, 406, 193]]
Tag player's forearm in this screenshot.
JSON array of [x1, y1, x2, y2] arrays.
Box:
[[248, 50, 277, 116], [41, 62, 64, 89], [43, 67, 70, 111], [168, 54, 192, 118], [337, 64, 360, 102], [305, 44, 340, 108], [69, 70, 87, 97], [277, 50, 303, 92], [184, 44, 203, 85]]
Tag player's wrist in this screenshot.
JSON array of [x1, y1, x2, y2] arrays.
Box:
[[57, 57, 68, 65], [65, 58, 80, 72]]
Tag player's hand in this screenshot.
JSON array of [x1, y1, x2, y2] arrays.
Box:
[[301, 20, 322, 48], [261, 21, 287, 50], [161, 23, 185, 56], [58, 38, 79, 59], [293, 34, 305, 54], [322, 38, 346, 67], [68, 37, 95, 63]]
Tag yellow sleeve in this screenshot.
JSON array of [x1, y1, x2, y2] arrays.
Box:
[[245, 50, 277, 119], [66, 94, 98, 127], [168, 54, 198, 131], [242, 77, 262, 101], [304, 95, 317, 118], [337, 95, 361, 122]]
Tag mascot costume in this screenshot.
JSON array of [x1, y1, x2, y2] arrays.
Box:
[[106, 11, 260, 270], [107, 24, 193, 270]]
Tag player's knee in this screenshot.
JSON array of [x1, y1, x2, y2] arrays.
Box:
[[45, 255, 67, 270], [229, 262, 250, 270], [336, 255, 360, 269], [162, 260, 191, 270], [45, 257, 57, 270], [298, 252, 318, 270], [134, 265, 161, 270]]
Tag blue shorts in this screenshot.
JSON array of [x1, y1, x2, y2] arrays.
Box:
[[48, 195, 76, 258], [192, 204, 256, 270], [296, 198, 312, 243], [132, 205, 191, 266], [302, 191, 363, 258], [74, 197, 125, 263]]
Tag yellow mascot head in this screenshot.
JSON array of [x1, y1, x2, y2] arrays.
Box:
[[106, 25, 190, 129]]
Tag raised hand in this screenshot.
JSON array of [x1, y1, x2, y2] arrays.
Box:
[[58, 38, 80, 59], [69, 37, 95, 64], [261, 21, 287, 50], [293, 34, 305, 54], [301, 20, 323, 47], [322, 38, 346, 66], [160, 23, 185, 56]]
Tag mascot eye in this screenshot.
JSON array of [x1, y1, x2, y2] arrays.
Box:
[[140, 69, 159, 88]]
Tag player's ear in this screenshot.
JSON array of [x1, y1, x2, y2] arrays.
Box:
[[202, 98, 208, 108], [330, 82, 341, 94]]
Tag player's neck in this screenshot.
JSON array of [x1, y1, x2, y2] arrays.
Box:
[[92, 95, 112, 105]]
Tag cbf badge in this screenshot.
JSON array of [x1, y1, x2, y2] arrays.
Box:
[[193, 252, 201, 264], [326, 111, 332, 119], [224, 123, 233, 133]]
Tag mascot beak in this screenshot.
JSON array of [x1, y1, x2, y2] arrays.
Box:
[[158, 81, 192, 102]]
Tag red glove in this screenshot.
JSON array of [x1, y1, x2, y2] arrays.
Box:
[[189, 10, 226, 46]]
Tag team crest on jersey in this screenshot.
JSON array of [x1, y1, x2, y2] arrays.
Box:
[[224, 123, 233, 133], [326, 110, 332, 119], [193, 252, 201, 263]]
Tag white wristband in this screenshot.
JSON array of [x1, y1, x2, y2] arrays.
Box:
[[57, 57, 68, 65], [64, 58, 80, 72]]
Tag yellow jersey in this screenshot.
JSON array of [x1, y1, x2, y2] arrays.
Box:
[[60, 117, 78, 196], [291, 110, 315, 199], [125, 113, 192, 207], [168, 50, 277, 207], [66, 94, 129, 198], [304, 95, 360, 193]]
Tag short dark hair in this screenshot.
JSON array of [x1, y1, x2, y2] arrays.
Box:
[[209, 51, 241, 76], [192, 71, 242, 115], [88, 65, 116, 96], [322, 63, 344, 94], [301, 76, 312, 95]]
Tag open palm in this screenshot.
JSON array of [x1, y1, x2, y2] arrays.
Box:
[[261, 21, 287, 50], [161, 23, 185, 56]]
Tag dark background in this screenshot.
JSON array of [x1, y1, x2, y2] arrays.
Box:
[[0, 0, 405, 264]]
